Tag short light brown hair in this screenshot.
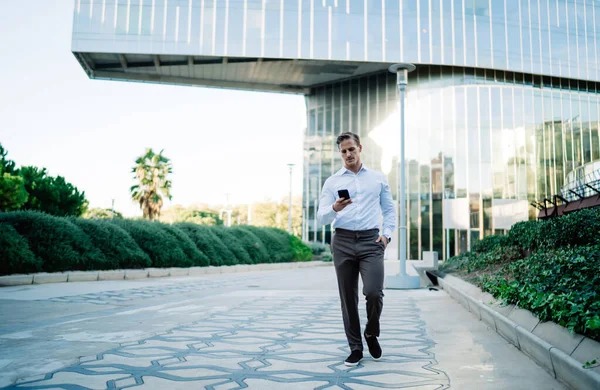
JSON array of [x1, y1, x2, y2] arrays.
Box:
[[336, 132, 361, 148]]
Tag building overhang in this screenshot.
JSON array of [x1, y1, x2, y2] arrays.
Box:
[[73, 52, 391, 95]]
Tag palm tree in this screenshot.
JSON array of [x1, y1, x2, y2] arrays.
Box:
[[130, 148, 173, 220]]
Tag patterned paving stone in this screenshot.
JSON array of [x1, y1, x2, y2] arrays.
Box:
[[8, 294, 449, 389], [40, 276, 270, 306]]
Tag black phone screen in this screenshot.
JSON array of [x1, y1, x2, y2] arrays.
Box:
[[338, 189, 350, 199]]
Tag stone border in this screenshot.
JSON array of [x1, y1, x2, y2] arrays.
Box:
[[0, 261, 332, 287], [435, 272, 600, 390]]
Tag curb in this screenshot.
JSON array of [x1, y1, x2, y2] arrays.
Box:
[[436, 273, 600, 390], [33, 273, 68, 284], [68, 271, 99, 282], [0, 261, 332, 287]]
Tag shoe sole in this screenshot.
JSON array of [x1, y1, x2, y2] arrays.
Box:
[[344, 360, 361, 367], [372, 354, 383, 361]]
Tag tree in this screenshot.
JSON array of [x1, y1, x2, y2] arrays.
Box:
[[0, 144, 17, 175], [160, 205, 223, 225], [0, 173, 29, 211], [231, 196, 303, 237], [0, 145, 28, 211], [83, 207, 124, 219], [130, 148, 172, 221], [18, 166, 88, 217]]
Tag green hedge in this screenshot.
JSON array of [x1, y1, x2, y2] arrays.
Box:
[[267, 228, 298, 262], [158, 224, 210, 267], [0, 223, 41, 275], [109, 219, 192, 268], [0, 211, 108, 272], [290, 235, 312, 262], [229, 226, 270, 264], [175, 223, 231, 266], [69, 218, 151, 269], [238, 226, 288, 262], [0, 211, 312, 275], [211, 226, 253, 265]]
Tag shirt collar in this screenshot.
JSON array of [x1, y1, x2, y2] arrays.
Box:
[[336, 164, 367, 176]]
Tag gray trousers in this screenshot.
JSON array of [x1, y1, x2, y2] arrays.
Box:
[[331, 228, 385, 352]]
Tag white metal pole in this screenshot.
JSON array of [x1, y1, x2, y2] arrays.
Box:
[[398, 81, 407, 276], [386, 63, 420, 290], [288, 164, 294, 233]]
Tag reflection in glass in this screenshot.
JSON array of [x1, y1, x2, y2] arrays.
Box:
[[304, 66, 600, 259]]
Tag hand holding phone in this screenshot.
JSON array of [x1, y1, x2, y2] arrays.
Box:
[[337, 189, 350, 200], [334, 189, 352, 212]]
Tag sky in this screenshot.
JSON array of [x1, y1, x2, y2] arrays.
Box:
[[0, 1, 306, 217]]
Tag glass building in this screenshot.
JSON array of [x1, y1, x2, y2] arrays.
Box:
[[72, 0, 600, 259]]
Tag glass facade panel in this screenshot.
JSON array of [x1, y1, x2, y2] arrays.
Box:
[[592, 94, 600, 161], [453, 0, 465, 65], [384, 0, 401, 61], [530, 0, 542, 74], [263, 0, 281, 58], [441, 0, 453, 63], [474, 0, 492, 69], [228, 0, 245, 54], [505, 0, 522, 71], [429, 0, 442, 64], [245, 0, 262, 56], [552, 90, 565, 193], [312, 1, 327, 59], [520, 0, 532, 74], [403, 0, 419, 62], [491, 0, 507, 69]]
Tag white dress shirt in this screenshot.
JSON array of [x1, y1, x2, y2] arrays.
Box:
[[317, 164, 396, 238]]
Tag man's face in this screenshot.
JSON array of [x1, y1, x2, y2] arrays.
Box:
[[338, 138, 362, 171]]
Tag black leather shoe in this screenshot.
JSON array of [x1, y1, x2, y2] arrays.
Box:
[[364, 332, 382, 360], [344, 350, 363, 366]]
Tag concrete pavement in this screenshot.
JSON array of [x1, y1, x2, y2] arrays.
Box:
[[0, 263, 564, 389]]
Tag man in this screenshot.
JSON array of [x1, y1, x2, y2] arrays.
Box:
[[317, 132, 396, 367]]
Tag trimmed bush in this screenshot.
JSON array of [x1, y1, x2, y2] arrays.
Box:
[[175, 223, 234, 266], [0, 211, 108, 272], [109, 219, 191, 268], [289, 235, 312, 262], [264, 228, 295, 262], [211, 226, 252, 265], [238, 226, 285, 262], [0, 223, 41, 275], [69, 218, 151, 269], [157, 224, 210, 267], [229, 226, 270, 264]]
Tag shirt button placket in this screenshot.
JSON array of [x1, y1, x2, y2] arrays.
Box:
[[354, 175, 359, 230]]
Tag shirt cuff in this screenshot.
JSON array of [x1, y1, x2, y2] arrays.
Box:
[[382, 228, 393, 238]]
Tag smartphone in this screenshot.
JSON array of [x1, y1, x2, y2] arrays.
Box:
[[337, 189, 350, 200]]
